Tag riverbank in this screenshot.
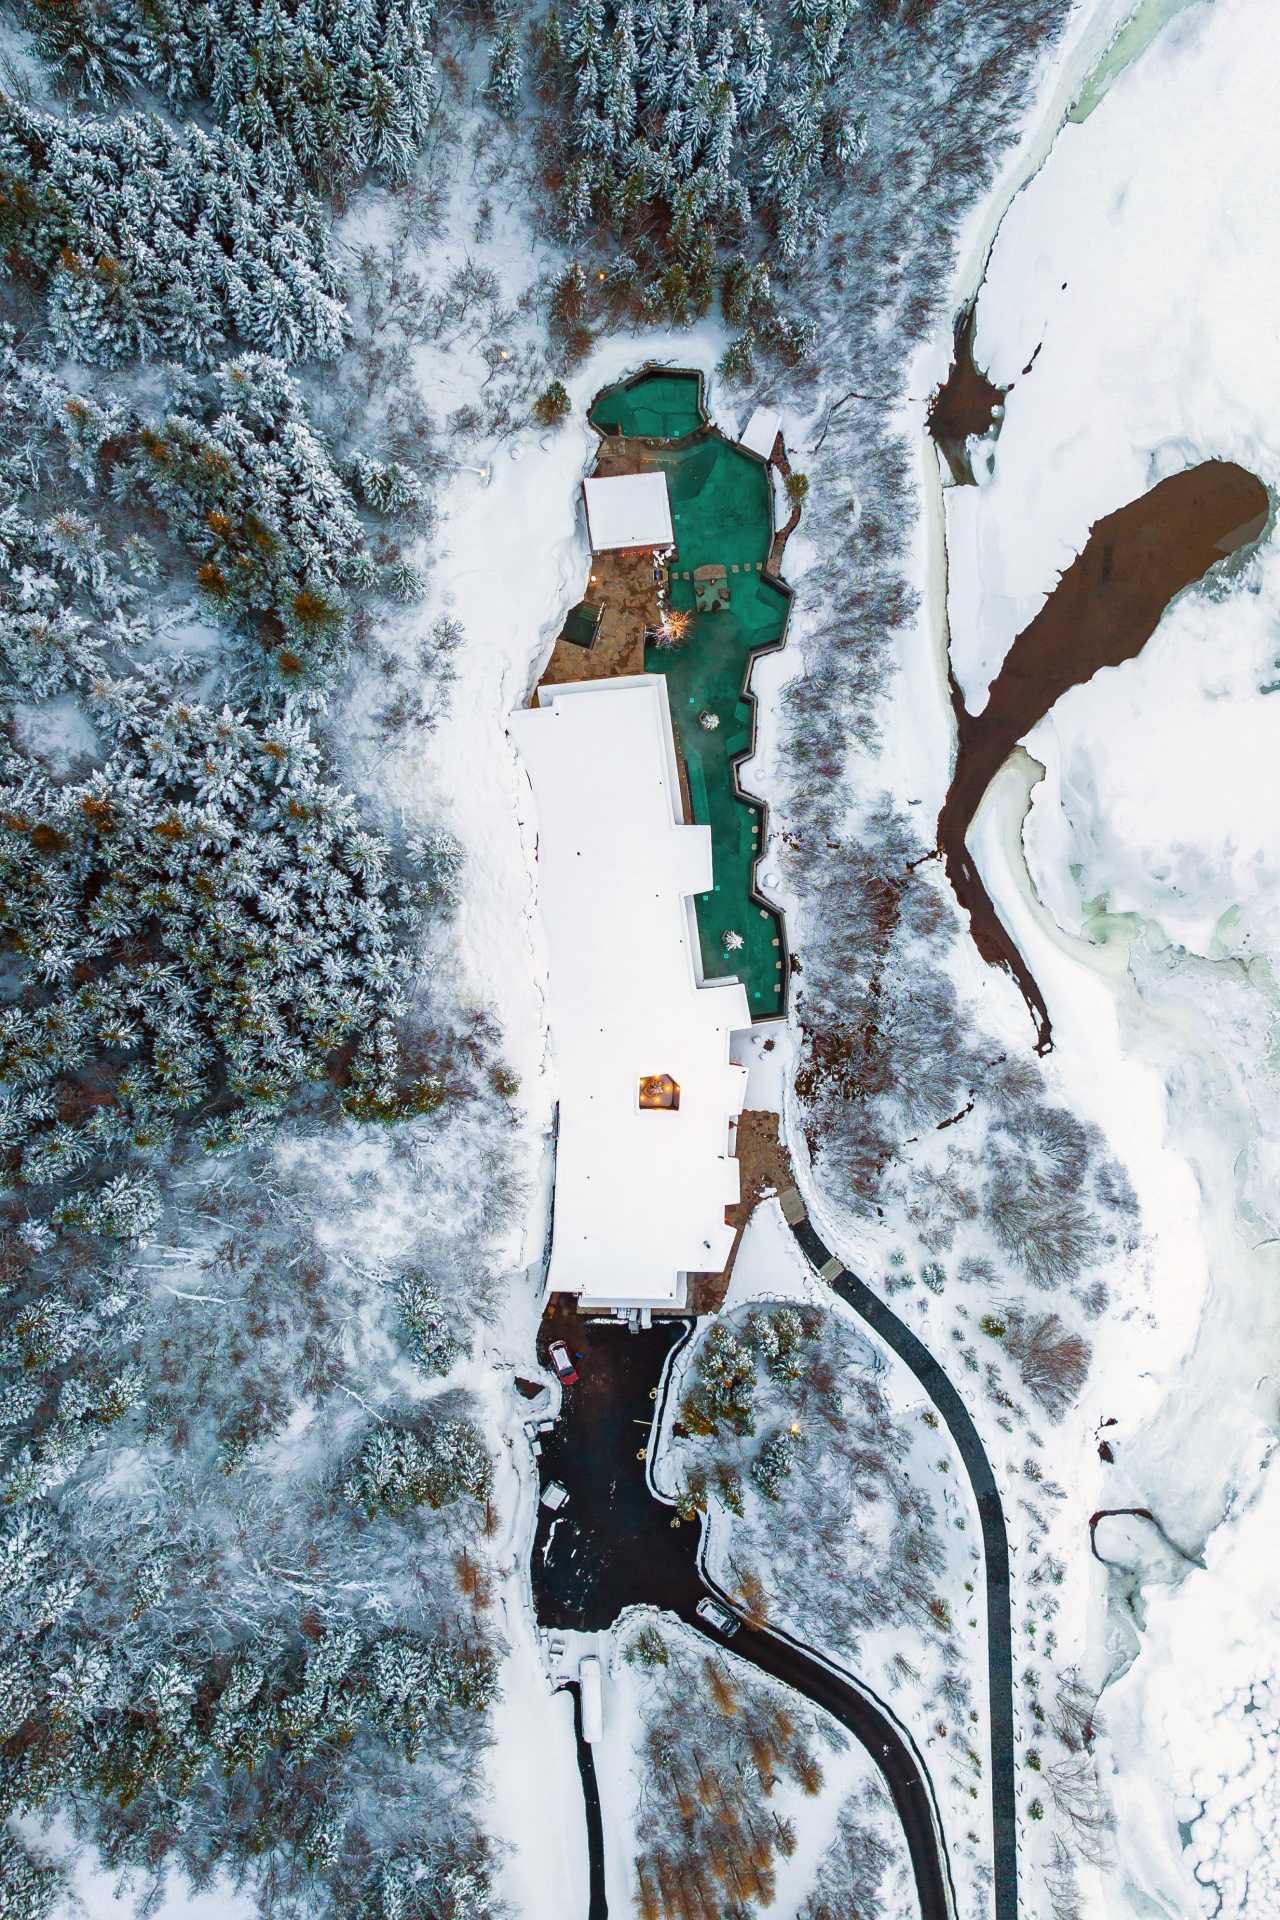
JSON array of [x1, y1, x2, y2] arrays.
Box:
[[927, 0, 1280, 1910]]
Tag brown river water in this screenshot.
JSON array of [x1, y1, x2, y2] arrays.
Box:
[[936, 459, 1270, 1050]]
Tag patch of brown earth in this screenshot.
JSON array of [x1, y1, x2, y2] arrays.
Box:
[[938, 459, 1270, 1051], [688, 1109, 798, 1313], [928, 305, 1006, 486]]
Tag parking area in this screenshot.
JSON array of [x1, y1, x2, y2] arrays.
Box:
[[531, 1304, 700, 1630]]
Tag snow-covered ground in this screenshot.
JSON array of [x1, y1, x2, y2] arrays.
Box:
[[935, 0, 1280, 1911], [650, 1205, 992, 1920], [341, 102, 829, 1917], [593, 1608, 918, 1920]]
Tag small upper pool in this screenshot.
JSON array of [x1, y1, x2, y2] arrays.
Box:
[[589, 369, 706, 442]]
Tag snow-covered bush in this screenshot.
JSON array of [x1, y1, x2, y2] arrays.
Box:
[[342, 1416, 492, 1517], [1002, 1311, 1092, 1422]]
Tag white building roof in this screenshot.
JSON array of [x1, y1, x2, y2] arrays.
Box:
[[738, 406, 782, 461], [583, 472, 673, 552], [509, 676, 750, 1307]]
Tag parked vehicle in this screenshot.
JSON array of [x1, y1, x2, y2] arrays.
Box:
[[540, 1481, 570, 1512], [695, 1597, 739, 1637], [548, 1340, 579, 1385]]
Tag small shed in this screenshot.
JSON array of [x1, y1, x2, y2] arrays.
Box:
[[738, 406, 782, 462], [583, 472, 674, 554]]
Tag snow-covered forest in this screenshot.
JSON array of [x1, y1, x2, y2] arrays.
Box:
[[5, 0, 1268, 1915], [0, 4, 525, 1912]]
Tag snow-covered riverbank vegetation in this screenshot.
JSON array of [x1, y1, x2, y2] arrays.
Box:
[[936, 1, 1280, 1912]]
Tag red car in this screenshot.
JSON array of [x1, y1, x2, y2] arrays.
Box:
[[548, 1340, 579, 1386]]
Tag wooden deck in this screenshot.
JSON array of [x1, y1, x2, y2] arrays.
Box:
[[538, 548, 657, 688]]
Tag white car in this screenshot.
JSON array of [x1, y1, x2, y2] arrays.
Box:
[[695, 1596, 739, 1637], [540, 1481, 570, 1512]]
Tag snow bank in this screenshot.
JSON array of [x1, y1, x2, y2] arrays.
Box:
[[942, 1, 1280, 1911], [1101, 1437, 1280, 1918]]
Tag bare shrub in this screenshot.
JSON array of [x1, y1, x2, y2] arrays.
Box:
[[984, 1163, 1100, 1288], [1004, 1312, 1091, 1421]]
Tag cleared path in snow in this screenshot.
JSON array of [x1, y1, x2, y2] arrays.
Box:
[[565, 1682, 607, 1920]]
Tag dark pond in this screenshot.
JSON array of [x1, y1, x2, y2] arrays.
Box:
[[937, 459, 1270, 1049], [928, 304, 1007, 486]]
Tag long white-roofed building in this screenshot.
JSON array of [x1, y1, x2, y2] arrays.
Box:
[[509, 676, 749, 1309]]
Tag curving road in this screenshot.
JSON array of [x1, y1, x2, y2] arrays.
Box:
[[786, 1206, 1017, 1920], [532, 1307, 956, 1920]]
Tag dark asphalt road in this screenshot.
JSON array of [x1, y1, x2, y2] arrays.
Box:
[[790, 1214, 1017, 1920], [565, 1682, 607, 1920], [682, 1597, 950, 1920], [532, 1307, 954, 1920]]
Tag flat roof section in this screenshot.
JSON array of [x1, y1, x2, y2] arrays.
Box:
[[738, 406, 782, 461], [510, 676, 750, 1307], [583, 472, 674, 553]]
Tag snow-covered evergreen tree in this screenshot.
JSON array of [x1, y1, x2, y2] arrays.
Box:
[[750, 1424, 798, 1499], [0, 100, 347, 366], [0, 1829, 60, 1920], [0, 505, 151, 698], [485, 8, 525, 118], [0, 687, 442, 1193], [342, 1416, 492, 1516], [397, 1269, 464, 1376], [544, 0, 848, 262], [20, 0, 440, 191], [680, 1321, 756, 1436], [117, 356, 382, 681]]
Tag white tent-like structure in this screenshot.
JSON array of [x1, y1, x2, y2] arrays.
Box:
[[509, 676, 749, 1308], [738, 406, 782, 462], [582, 472, 674, 553]]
